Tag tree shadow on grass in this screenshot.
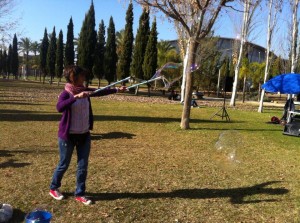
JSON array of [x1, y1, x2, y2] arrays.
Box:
[[0, 101, 44, 106], [0, 109, 59, 122], [0, 159, 30, 168], [91, 132, 136, 140], [85, 181, 288, 204], [0, 149, 55, 169], [190, 127, 283, 132], [93, 115, 244, 124], [0, 150, 14, 157], [0, 110, 244, 124]]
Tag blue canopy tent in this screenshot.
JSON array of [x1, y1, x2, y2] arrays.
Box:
[[262, 73, 300, 136], [262, 73, 300, 94]]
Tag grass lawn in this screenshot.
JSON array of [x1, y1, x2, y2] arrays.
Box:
[[1, 79, 300, 222]]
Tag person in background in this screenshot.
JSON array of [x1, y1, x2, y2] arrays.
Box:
[[49, 65, 126, 205], [191, 99, 199, 108], [168, 89, 179, 100]]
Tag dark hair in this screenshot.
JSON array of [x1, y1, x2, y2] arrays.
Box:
[[63, 65, 89, 84]]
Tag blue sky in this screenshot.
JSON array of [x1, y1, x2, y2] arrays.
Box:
[[14, 0, 178, 42], [10, 0, 291, 58]]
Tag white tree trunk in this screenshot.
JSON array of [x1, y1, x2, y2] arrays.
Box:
[[291, 0, 299, 74], [258, 0, 274, 113], [288, 0, 299, 100], [230, 0, 250, 106], [180, 40, 190, 103], [180, 39, 196, 129]]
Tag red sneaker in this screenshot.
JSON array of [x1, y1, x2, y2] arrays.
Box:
[[75, 196, 92, 205], [49, 189, 64, 200]]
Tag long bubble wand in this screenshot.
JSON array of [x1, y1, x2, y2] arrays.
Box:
[[89, 76, 131, 95], [127, 76, 163, 89]]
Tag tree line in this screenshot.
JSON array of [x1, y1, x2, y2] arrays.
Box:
[[0, 2, 179, 88]]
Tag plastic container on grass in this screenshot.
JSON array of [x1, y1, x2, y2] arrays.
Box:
[[25, 210, 52, 223]]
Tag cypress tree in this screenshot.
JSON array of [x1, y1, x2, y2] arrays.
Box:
[[56, 30, 64, 84], [143, 18, 158, 80], [47, 27, 57, 84], [11, 34, 19, 79], [3, 50, 7, 76], [118, 2, 134, 81], [104, 16, 117, 84], [77, 1, 97, 82], [65, 17, 74, 66], [93, 20, 106, 88], [40, 28, 49, 83], [142, 18, 158, 96], [7, 45, 12, 78], [0, 49, 2, 75], [131, 8, 150, 80]]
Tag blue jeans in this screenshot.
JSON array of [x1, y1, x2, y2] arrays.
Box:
[[50, 133, 91, 196]]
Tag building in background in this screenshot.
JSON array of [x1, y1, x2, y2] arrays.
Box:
[[168, 37, 267, 63]]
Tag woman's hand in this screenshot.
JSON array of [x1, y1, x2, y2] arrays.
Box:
[[117, 86, 127, 92], [74, 91, 90, 99]]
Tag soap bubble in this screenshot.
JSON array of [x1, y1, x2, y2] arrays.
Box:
[[214, 130, 243, 164]]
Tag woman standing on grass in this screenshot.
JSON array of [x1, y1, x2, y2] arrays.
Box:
[[49, 65, 126, 205]]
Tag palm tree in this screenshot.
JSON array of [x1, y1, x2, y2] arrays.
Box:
[[30, 41, 40, 79], [30, 41, 39, 58], [19, 37, 32, 79], [116, 29, 125, 56], [157, 40, 176, 67]]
